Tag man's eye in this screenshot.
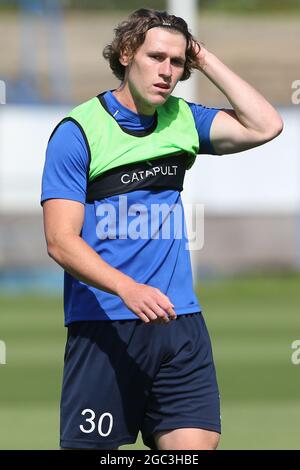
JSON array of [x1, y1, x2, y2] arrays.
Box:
[[172, 60, 184, 67]]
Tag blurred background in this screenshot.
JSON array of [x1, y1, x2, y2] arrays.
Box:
[[0, 0, 299, 450]]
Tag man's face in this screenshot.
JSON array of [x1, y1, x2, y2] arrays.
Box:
[[120, 27, 187, 114]]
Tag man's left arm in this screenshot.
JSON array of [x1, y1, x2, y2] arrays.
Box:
[[195, 46, 283, 155]]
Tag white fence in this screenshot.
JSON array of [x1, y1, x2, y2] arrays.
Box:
[[0, 105, 299, 214]]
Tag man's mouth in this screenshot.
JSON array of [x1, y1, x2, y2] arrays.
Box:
[[154, 83, 171, 90]]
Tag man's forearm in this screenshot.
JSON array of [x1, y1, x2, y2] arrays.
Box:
[[197, 50, 282, 133], [46, 232, 176, 323], [47, 234, 134, 296]]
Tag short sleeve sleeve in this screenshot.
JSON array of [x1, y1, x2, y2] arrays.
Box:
[[41, 120, 89, 205], [187, 102, 221, 155]]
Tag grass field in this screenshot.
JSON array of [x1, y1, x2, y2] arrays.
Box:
[[0, 274, 299, 450]]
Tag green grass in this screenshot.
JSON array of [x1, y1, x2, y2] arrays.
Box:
[[0, 275, 300, 449]]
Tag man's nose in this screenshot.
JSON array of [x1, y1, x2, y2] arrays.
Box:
[[159, 59, 172, 78]]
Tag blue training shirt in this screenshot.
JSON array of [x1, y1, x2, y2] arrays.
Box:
[[41, 91, 220, 324]]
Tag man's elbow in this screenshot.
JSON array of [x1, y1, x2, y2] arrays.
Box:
[[262, 114, 284, 143], [270, 114, 284, 138], [46, 240, 60, 263], [45, 235, 67, 265]]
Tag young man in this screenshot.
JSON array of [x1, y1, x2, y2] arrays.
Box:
[[41, 9, 282, 450]]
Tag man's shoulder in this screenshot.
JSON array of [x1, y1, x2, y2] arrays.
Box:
[[68, 95, 101, 120]]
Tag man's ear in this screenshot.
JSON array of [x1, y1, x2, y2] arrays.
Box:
[[119, 47, 131, 67]]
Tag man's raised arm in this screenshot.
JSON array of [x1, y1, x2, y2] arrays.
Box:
[[194, 45, 283, 155]]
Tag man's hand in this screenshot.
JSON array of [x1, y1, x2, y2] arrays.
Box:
[[193, 41, 209, 71], [117, 279, 177, 324]]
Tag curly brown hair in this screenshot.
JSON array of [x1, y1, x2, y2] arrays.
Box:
[[102, 8, 200, 82]]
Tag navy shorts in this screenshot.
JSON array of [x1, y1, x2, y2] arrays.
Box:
[[60, 312, 221, 449]]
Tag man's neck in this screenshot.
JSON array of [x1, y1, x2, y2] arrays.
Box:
[[112, 86, 155, 116]]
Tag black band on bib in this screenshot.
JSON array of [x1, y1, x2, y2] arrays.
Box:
[[86, 152, 189, 202]]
